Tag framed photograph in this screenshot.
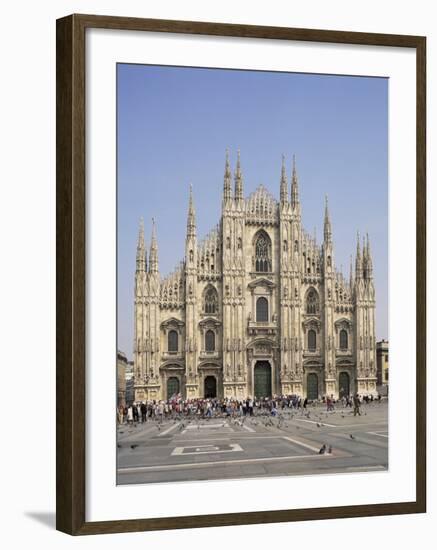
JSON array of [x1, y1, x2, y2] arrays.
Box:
[[56, 14, 426, 535]]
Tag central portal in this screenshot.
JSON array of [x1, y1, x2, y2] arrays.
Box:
[[254, 361, 272, 399], [204, 375, 217, 398]]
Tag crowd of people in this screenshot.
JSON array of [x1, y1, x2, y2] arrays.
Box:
[[117, 392, 383, 425]]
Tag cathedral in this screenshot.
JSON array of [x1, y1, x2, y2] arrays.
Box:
[[132, 151, 377, 402]]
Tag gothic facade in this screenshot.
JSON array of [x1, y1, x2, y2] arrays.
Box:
[[133, 152, 377, 402]]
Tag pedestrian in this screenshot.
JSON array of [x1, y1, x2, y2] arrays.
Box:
[[353, 393, 361, 416], [136, 402, 142, 423], [127, 405, 133, 425], [117, 404, 124, 424]]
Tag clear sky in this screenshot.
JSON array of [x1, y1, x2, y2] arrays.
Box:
[[117, 64, 388, 361]]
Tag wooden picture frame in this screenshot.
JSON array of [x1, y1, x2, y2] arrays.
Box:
[[56, 13, 426, 535]]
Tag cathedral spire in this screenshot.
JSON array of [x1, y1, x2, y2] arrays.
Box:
[[362, 234, 368, 278], [280, 154, 288, 204], [136, 217, 147, 272], [355, 231, 362, 279], [187, 183, 196, 238], [291, 154, 300, 209], [223, 148, 232, 202], [324, 195, 332, 242], [149, 218, 158, 273], [366, 232, 373, 279], [349, 254, 354, 289], [234, 149, 244, 201]]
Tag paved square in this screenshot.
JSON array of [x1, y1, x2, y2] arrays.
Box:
[[117, 401, 388, 485]]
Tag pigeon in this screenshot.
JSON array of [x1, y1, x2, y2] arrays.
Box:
[[316, 423, 321, 428], [318, 444, 326, 455], [130, 444, 138, 449], [349, 434, 355, 439], [117, 444, 121, 448]]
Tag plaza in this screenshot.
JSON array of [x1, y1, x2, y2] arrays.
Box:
[[117, 399, 388, 485]]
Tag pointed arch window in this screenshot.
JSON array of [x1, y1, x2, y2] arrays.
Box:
[[256, 297, 269, 322], [308, 329, 316, 351], [339, 329, 348, 350], [204, 286, 218, 315], [254, 231, 272, 273], [205, 330, 215, 352], [306, 289, 319, 315], [168, 330, 178, 352]]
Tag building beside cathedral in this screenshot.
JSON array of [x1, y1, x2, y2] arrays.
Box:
[[132, 152, 377, 402]]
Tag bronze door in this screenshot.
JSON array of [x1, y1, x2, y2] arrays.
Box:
[[254, 362, 272, 398]]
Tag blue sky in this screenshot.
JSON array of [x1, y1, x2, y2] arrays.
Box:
[[117, 64, 388, 360]]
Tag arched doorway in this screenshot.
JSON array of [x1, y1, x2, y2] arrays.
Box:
[[307, 373, 319, 400], [204, 376, 217, 398], [167, 376, 180, 399], [254, 361, 272, 398], [339, 372, 350, 398]]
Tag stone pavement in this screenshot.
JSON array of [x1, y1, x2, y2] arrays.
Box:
[[117, 400, 388, 485]]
